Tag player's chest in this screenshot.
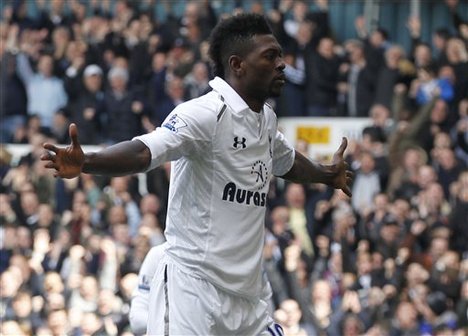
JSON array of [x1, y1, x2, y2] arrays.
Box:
[[214, 112, 273, 162], [212, 112, 274, 189]]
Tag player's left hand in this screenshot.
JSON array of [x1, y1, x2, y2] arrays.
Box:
[[330, 137, 353, 197]]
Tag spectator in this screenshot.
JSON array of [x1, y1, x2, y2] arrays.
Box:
[[413, 65, 454, 106], [283, 0, 311, 40], [101, 66, 148, 144], [147, 51, 169, 126], [184, 61, 210, 100], [16, 52, 68, 131], [449, 171, 468, 254], [432, 28, 451, 67], [389, 301, 420, 335], [407, 15, 433, 69], [387, 145, 428, 200], [374, 45, 409, 110], [354, 16, 388, 76], [453, 99, 468, 164], [445, 37, 468, 107], [0, 48, 28, 143], [96, 289, 126, 333], [37, 0, 73, 37], [270, 205, 294, 255], [285, 184, 314, 259], [138, 193, 166, 240], [68, 275, 99, 313], [413, 42, 434, 70], [46, 309, 70, 336], [455, 280, 468, 330], [67, 64, 105, 145], [305, 37, 341, 116], [150, 75, 186, 127], [277, 20, 310, 117], [8, 0, 37, 31], [79, 312, 108, 336], [120, 232, 151, 275], [351, 150, 381, 216], [305, 279, 335, 333], [278, 299, 316, 336], [432, 147, 465, 198], [0, 267, 22, 321], [103, 176, 141, 237], [50, 26, 72, 77], [264, 230, 290, 307], [11, 290, 43, 334], [339, 39, 375, 117], [0, 320, 28, 336], [335, 312, 365, 336]]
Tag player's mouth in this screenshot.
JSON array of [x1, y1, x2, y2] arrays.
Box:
[[274, 75, 286, 84]]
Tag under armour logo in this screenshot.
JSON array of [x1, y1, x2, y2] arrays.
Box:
[[233, 136, 247, 149]]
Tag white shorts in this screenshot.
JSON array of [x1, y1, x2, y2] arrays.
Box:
[[146, 259, 284, 336]]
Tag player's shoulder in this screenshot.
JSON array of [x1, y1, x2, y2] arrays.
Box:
[[147, 243, 166, 260], [174, 90, 225, 123]]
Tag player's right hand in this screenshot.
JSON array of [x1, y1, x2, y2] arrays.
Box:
[[41, 123, 85, 179]]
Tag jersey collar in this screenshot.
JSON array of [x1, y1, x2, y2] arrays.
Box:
[[209, 77, 250, 114]]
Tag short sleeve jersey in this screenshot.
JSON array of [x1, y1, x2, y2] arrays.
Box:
[[133, 77, 295, 297]]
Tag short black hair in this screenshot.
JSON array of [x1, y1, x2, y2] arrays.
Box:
[[362, 126, 386, 143], [375, 27, 389, 41], [420, 63, 437, 76], [208, 13, 272, 78], [434, 27, 451, 40]]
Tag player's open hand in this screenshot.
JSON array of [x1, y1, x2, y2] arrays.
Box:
[[41, 123, 84, 179], [330, 137, 353, 197]]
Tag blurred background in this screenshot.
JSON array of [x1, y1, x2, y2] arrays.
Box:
[[0, 0, 467, 335]]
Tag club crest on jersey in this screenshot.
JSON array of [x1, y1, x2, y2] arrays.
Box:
[[222, 182, 266, 207], [251, 160, 268, 190], [233, 136, 247, 149], [163, 114, 187, 133]]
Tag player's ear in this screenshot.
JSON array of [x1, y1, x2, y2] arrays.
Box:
[[228, 55, 244, 77]]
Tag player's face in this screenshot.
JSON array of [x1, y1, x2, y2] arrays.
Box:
[[242, 34, 286, 99]]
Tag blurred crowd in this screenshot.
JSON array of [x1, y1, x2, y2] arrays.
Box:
[[0, 0, 467, 335]]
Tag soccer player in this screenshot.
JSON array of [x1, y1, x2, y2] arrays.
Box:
[[41, 13, 352, 335]]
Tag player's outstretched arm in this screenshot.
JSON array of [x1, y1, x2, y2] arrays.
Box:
[[41, 123, 151, 178], [281, 137, 353, 197]]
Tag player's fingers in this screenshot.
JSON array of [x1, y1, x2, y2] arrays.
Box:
[[344, 161, 350, 171], [346, 171, 354, 178], [44, 162, 57, 169], [43, 143, 58, 153], [335, 137, 348, 157], [342, 185, 352, 198], [69, 123, 80, 147], [40, 151, 56, 162]]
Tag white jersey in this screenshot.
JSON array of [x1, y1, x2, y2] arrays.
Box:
[[134, 77, 295, 297]]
